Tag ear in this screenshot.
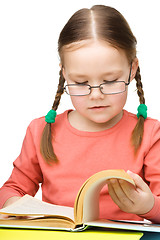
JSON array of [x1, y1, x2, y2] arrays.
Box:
[[130, 58, 139, 82]]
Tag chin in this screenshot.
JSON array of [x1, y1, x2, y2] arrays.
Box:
[[90, 117, 112, 124], [90, 112, 121, 125]]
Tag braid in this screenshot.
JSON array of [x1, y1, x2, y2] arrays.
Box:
[[135, 67, 145, 104], [40, 69, 65, 164], [131, 66, 146, 152], [52, 69, 65, 110]]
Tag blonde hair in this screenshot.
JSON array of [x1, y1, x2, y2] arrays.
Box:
[[40, 5, 145, 163]]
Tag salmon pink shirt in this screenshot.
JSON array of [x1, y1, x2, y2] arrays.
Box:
[[0, 110, 160, 222]]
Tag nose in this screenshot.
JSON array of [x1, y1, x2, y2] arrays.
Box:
[[89, 85, 104, 100]]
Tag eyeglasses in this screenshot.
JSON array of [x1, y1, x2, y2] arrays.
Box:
[[64, 67, 131, 96]]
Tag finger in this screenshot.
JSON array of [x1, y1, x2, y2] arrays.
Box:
[[118, 179, 137, 202], [110, 179, 132, 202], [107, 180, 121, 206], [108, 179, 133, 208], [127, 170, 150, 193]]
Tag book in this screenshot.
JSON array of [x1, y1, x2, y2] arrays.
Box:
[[0, 228, 144, 240], [0, 169, 160, 233]]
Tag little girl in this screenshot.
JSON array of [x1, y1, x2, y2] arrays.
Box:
[[0, 5, 160, 223]]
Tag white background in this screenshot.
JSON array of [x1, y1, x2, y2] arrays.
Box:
[[0, 0, 160, 199]]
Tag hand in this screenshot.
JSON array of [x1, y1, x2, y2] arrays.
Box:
[[2, 196, 21, 208], [0, 196, 21, 219], [107, 170, 154, 215]]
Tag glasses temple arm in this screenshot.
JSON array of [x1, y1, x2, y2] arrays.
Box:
[[126, 63, 132, 85]]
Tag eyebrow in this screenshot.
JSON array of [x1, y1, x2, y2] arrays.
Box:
[[68, 70, 123, 79], [68, 73, 88, 78]]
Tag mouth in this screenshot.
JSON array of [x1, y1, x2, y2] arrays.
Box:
[[89, 106, 109, 111]]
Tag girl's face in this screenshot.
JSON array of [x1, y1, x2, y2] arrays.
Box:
[[62, 40, 138, 131]]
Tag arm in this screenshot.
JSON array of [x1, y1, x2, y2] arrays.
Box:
[[107, 120, 160, 223], [0, 120, 43, 209]]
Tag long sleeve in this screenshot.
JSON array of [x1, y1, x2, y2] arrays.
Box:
[[1, 110, 160, 223], [138, 120, 160, 223], [0, 123, 43, 209]]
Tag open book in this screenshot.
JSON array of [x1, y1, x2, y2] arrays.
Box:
[[0, 169, 160, 232]]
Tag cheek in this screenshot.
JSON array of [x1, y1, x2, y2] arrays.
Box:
[[70, 96, 87, 110], [109, 91, 128, 108]]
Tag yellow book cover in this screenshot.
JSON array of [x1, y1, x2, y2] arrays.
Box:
[[0, 228, 143, 240]]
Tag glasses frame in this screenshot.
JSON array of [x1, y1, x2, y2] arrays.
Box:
[[63, 65, 132, 96]]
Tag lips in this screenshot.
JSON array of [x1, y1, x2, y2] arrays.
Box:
[[89, 105, 107, 108], [89, 106, 109, 110]]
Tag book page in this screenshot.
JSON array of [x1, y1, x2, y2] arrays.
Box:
[[74, 169, 135, 224], [83, 171, 135, 222], [0, 195, 74, 221], [86, 219, 160, 233], [82, 178, 109, 222]]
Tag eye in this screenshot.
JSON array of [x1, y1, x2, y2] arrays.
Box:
[[75, 81, 88, 85], [103, 79, 118, 83]]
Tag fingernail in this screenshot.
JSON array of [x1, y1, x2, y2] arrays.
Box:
[[110, 179, 116, 184]]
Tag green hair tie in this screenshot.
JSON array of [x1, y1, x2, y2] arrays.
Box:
[[137, 104, 147, 119], [45, 109, 57, 123]]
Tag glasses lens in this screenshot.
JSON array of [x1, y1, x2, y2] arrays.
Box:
[[65, 84, 90, 96], [101, 81, 126, 94]]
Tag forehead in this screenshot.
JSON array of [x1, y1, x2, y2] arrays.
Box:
[[62, 40, 129, 75]]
